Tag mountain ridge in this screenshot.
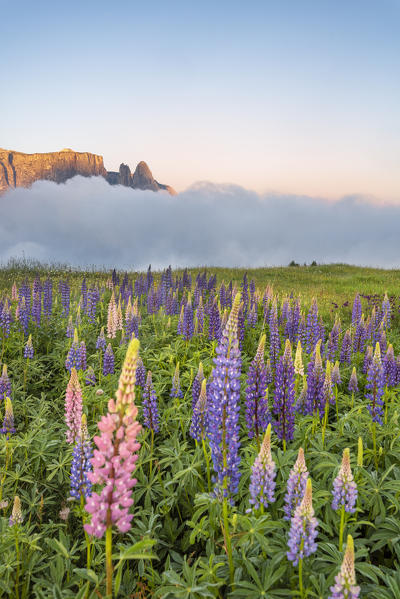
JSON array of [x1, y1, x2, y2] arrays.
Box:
[[0, 148, 176, 195]]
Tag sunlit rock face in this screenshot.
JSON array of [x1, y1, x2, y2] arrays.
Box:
[[0, 148, 175, 195]]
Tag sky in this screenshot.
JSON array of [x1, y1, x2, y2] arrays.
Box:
[[1, 0, 399, 200]]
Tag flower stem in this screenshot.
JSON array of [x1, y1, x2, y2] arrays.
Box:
[[372, 421, 378, 469], [202, 438, 211, 492], [298, 557, 303, 599], [338, 504, 345, 551], [105, 525, 113, 598], [222, 496, 234, 587]]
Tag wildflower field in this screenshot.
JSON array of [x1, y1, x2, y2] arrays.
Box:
[[1, 262, 400, 599]]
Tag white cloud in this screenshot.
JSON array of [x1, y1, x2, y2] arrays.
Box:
[[0, 176, 399, 269]]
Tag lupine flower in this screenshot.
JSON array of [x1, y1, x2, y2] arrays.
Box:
[[249, 424, 276, 510], [24, 334, 34, 359], [1, 397, 16, 437], [65, 368, 83, 444], [96, 327, 107, 351], [351, 294, 362, 326], [143, 371, 160, 432], [0, 365, 12, 402], [353, 315, 367, 353], [135, 357, 146, 388], [192, 362, 205, 408], [9, 495, 23, 526], [332, 361, 342, 386], [340, 331, 352, 364], [107, 292, 118, 338], [269, 315, 280, 372], [190, 378, 208, 441], [103, 344, 115, 376], [287, 478, 318, 566], [283, 447, 309, 520], [332, 448, 357, 513], [363, 345, 374, 374], [294, 341, 304, 376], [322, 361, 335, 409], [245, 335, 270, 440], [182, 296, 194, 340], [348, 368, 358, 394], [272, 339, 295, 444], [296, 378, 308, 414], [208, 293, 242, 499], [305, 341, 324, 415], [66, 315, 74, 338], [366, 342, 385, 425], [329, 535, 360, 599], [383, 344, 397, 387], [306, 298, 319, 354], [65, 330, 81, 372], [84, 338, 142, 537], [70, 414, 93, 499], [170, 363, 183, 399], [85, 366, 96, 386], [59, 505, 70, 521]]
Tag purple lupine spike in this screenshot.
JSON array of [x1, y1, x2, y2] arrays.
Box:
[[177, 305, 184, 336], [43, 279, 53, 318], [326, 317, 341, 362], [208, 294, 242, 500], [208, 298, 221, 341], [329, 535, 360, 599], [247, 303, 257, 328], [196, 297, 204, 334], [366, 343, 385, 425], [383, 344, 397, 387], [70, 415, 93, 499], [79, 341, 87, 371], [363, 345, 373, 374], [18, 296, 30, 335], [249, 423, 276, 510], [381, 292, 391, 329], [65, 330, 81, 372], [24, 335, 34, 359], [353, 315, 367, 353], [348, 368, 358, 394], [306, 298, 319, 354], [245, 334, 270, 440], [287, 478, 318, 566], [295, 378, 308, 415], [182, 296, 194, 341], [87, 287, 100, 322], [135, 357, 146, 388], [332, 448, 357, 513], [85, 366, 96, 386], [59, 280, 70, 317], [96, 327, 107, 351], [283, 447, 309, 520], [66, 316, 74, 338], [340, 331, 352, 364], [272, 339, 295, 444], [32, 291, 41, 326], [305, 342, 324, 415], [269, 314, 281, 373], [351, 294, 362, 327], [143, 371, 160, 432], [0, 365, 12, 402], [331, 361, 342, 386], [192, 363, 205, 408], [170, 363, 183, 399], [0, 302, 12, 338], [103, 344, 115, 376], [190, 378, 208, 441], [1, 397, 16, 437]]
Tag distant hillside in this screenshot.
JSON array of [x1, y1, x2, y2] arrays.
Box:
[[0, 148, 176, 195]]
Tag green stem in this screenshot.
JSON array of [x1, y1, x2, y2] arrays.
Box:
[[222, 497, 234, 586], [149, 428, 154, 477], [372, 422, 378, 469], [299, 557, 303, 599], [322, 399, 329, 448], [339, 504, 345, 551], [202, 438, 211, 492], [105, 525, 113, 598], [335, 386, 338, 421], [283, 439, 287, 452], [15, 527, 20, 599]]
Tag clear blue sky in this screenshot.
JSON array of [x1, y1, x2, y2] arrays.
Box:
[[2, 0, 399, 199]]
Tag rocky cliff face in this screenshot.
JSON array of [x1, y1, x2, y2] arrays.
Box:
[[0, 148, 175, 195]]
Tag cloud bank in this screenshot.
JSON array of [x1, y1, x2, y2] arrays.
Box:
[[0, 176, 399, 270]]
